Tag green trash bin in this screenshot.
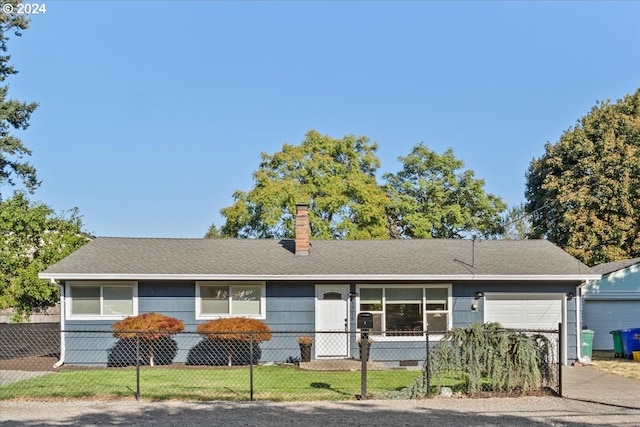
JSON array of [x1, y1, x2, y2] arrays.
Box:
[[581, 329, 595, 359], [610, 330, 624, 358]]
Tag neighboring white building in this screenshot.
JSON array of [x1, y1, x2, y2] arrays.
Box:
[[582, 258, 640, 350]]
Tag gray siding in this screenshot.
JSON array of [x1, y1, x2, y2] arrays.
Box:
[[61, 279, 579, 365], [138, 281, 196, 329], [265, 281, 315, 332]]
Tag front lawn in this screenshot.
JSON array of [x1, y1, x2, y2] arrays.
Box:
[[0, 365, 422, 401]]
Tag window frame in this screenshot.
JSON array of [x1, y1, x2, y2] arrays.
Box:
[[65, 281, 138, 320], [356, 284, 452, 341], [196, 281, 266, 320]]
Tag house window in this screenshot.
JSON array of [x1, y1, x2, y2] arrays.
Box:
[[196, 281, 265, 319], [67, 281, 137, 319], [357, 285, 451, 338]]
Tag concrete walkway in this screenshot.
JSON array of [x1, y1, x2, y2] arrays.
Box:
[[562, 364, 640, 408]]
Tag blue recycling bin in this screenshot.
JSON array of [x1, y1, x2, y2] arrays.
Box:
[[619, 328, 640, 359]]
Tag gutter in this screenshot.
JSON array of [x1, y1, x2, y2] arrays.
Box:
[[53, 279, 65, 369], [38, 273, 602, 282]]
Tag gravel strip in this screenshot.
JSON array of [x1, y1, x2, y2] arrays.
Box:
[[2, 397, 640, 426]]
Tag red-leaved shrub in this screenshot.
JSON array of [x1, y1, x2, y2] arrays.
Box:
[[196, 317, 272, 366], [112, 313, 185, 366]]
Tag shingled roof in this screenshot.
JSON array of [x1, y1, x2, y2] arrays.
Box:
[[590, 257, 640, 275], [39, 237, 599, 281]]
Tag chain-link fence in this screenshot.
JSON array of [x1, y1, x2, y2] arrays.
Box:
[[0, 326, 559, 401]]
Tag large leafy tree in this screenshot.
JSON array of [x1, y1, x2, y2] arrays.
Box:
[[0, 192, 89, 319], [0, 1, 39, 199], [220, 130, 390, 239], [384, 144, 506, 238], [499, 203, 532, 240], [526, 89, 640, 265], [204, 223, 225, 239]]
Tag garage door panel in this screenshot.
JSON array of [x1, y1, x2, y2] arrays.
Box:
[[486, 295, 562, 330], [496, 314, 527, 326], [583, 300, 640, 350]]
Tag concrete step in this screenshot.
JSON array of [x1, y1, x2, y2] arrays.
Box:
[[299, 359, 388, 371]]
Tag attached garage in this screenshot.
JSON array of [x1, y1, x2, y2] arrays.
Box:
[[582, 299, 640, 350], [484, 293, 563, 330], [484, 293, 566, 363]]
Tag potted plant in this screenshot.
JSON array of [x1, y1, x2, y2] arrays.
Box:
[[298, 336, 314, 362]]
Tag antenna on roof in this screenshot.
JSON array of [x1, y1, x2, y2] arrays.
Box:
[[454, 234, 479, 270], [472, 234, 476, 268]]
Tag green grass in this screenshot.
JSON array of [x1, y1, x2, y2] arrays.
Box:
[[0, 365, 422, 401]]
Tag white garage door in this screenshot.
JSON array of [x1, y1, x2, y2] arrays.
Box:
[[583, 300, 640, 350], [485, 294, 563, 330]]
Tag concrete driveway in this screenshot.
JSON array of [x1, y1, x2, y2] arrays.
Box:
[[562, 364, 640, 409]]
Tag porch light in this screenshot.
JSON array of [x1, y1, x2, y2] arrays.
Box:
[[567, 292, 574, 301], [474, 292, 484, 299]]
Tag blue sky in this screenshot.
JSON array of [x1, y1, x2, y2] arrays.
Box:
[[7, 1, 640, 238]]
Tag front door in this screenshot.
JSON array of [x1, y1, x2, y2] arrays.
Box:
[[315, 285, 349, 358]]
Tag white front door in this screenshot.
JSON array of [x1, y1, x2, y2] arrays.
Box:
[[315, 285, 349, 358]]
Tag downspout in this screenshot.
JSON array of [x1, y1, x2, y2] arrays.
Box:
[[575, 281, 591, 364], [53, 279, 65, 368]]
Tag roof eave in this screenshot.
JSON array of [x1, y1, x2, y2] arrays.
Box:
[[39, 273, 601, 282]]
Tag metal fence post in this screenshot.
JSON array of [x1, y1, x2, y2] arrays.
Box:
[[360, 332, 368, 400], [425, 332, 431, 397], [558, 322, 563, 397], [135, 333, 140, 400], [249, 333, 254, 401]]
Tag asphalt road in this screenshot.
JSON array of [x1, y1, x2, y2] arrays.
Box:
[[2, 397, 640, 427]]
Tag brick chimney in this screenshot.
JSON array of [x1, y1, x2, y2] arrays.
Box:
[[294, 203, 310, 255]]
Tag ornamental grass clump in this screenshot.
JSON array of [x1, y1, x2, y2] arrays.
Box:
[[112, 312, 185, 366], [196, 317, 272, 366], [429, 322, 554, 395]]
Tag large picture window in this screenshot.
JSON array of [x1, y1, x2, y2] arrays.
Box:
[[196, 281, 265, 319], [67, 281, 137, 319], [358, 285, 451, 338]]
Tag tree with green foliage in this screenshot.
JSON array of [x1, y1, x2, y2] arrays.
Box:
[[204, 223, 225, 239], [383, 144, 506, 239], [499, 203, 531, 240], [526, 89, 640, 265], [0, 192, 89, 319], [429, 322, 553, 395], [220, 130, 390, 239], [0, 2, 39, 200]]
